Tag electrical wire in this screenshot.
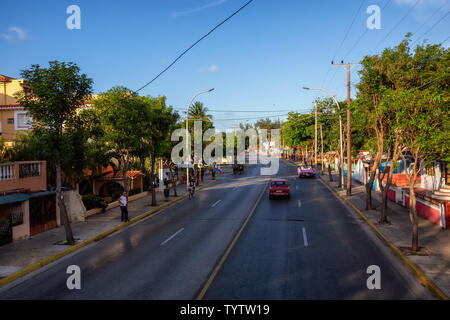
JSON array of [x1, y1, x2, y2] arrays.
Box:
[[321, 0, 366, 88], [371, 0, 422, 55], [341, 0, 393, 62], [411, 0, 448, 38], [412, 11, 450, 46], [134, 0, 254, 93]]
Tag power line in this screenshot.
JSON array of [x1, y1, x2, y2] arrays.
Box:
[[134, 0, 255, 93], [411, 0, 448, 38], [342, 0, 393, 62], [173, 108, 294, 113], [197, 113, 291, 122], [412, 11, 450, 46], [321, 0, 366, 88], [371, 0, 422, 55]]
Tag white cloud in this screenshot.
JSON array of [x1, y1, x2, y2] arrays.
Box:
[[200, 65, 220, 72], [1, 26, 26, 40], [172, 0, 227, 18]]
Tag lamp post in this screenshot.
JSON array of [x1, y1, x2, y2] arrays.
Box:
[[302, 87, 344, 190], [186, 88, 215, 189]]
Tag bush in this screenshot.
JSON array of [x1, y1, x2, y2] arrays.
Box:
[[129, 188, 142, 196], [82, 194, 98, 210]]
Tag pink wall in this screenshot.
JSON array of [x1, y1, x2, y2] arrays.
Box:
[[405, 195, 441, 225], [0, 161, 47, 192], [12, 200, 30, 240]]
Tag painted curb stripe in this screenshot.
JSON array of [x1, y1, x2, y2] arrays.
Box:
[[319, 176, 448, 300], [196, 180, 269, 300], [0, 179, 218, 288]]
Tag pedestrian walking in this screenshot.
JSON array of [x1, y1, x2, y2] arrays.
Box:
[[119, 192, 129, 222]]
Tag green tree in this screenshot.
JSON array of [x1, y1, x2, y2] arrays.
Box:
[[16, 61, 93, 245], [0, 138, 12, 162], [393, 40, 449, 253], [137, 96, 179, 206], [94, 87, 148, 197]]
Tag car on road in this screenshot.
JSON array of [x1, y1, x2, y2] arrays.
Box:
[[297, 165, 316, 178], [269, 179, 290, 199]]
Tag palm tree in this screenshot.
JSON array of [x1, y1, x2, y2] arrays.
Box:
[[188, 101, 213, 122]]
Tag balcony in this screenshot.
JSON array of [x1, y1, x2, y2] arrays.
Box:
[[0, 161, 47, 193]]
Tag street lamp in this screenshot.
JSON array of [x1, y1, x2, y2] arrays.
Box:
[[186, 88, 215, 189], [302, 86, 345, 190]]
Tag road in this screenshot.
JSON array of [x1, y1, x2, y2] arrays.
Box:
[[0, 159, 433, 299]]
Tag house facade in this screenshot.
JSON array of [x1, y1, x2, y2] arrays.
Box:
[[0, 75, 33, 145], [0, 160, 60, 245]]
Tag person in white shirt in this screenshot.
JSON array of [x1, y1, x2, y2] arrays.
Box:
[[119, 192, 129, 222]]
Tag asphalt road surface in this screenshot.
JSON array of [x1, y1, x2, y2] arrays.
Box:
[[0, 159, 433, 299]]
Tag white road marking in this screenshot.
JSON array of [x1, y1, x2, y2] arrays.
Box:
[[302, 227, 308, 247], [211, 200, 222, 208], [161, 228, 184, 246], [296, 186, 299, 190], [298, 200, 302, 207]]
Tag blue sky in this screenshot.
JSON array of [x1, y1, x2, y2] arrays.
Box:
[[1, 0, 449, 130]]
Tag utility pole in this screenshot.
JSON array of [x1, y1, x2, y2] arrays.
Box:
[[332, 61, 359, 196], [314, 102, 318, 170], [320, 124, 324, 176]]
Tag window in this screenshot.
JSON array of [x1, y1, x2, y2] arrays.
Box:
[[14, 111, 32, 130], [8, 118, 14, 124], [19, 163, 41, 178], [271, 181, 288, 187]]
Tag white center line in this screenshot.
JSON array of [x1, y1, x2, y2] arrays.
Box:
[[161, 228, 184, 246], [211, 200, 222, 208], [302, 227, 308, 247], [298, 200, 302, 208]]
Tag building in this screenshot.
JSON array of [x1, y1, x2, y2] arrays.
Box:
[[0, 160, 59, 245], [0, 75, 32, 145]]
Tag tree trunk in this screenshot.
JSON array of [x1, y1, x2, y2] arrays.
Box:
[[150, 155, 157, 206], [366, 153, 381, 210], [328, 164, 333, 181], [409, 185, 419, 253], [56, 160, 74, 245], [379, 186, 389, 224], [122, 156, 129, 196], [379, 154, 397, 224]]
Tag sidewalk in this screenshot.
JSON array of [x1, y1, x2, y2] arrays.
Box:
[[320, 171, 450, 298], [0, 175, 217, 280]]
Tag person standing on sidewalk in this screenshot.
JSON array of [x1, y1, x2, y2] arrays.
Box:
[[119, 192, 129, 222]]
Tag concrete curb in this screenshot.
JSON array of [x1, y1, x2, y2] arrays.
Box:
[[0, 179, 218, 288], [319, 175, 448, 300]]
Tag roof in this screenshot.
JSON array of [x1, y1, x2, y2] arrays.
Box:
[[0, 75, 16, 82], [0, 105, 23, 109], [0, 191, 55, 206], [85, 165, 143, 180]]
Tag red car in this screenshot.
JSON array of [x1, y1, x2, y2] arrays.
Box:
[[269, 179, 290, 199]]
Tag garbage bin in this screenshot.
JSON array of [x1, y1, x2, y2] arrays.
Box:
[[164, 188, 170, 198]]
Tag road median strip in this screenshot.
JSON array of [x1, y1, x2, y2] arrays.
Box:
[[0, 179, 218, 288], [318, 175, 448, 300]]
